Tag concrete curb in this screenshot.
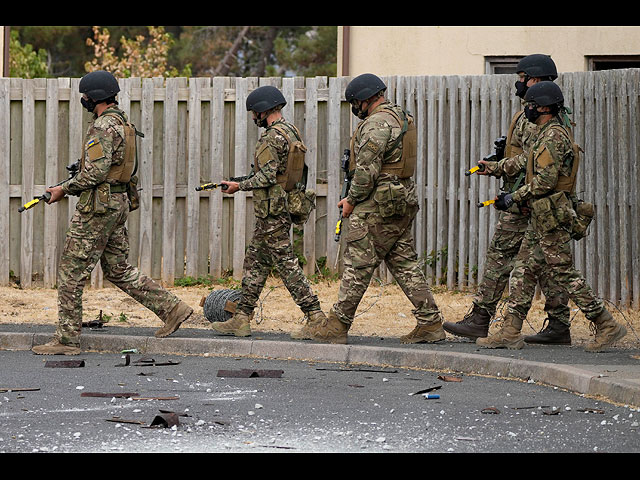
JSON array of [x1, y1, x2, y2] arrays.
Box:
[[2, 331, 638, 408]]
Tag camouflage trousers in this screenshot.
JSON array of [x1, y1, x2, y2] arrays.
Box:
[[334, 207, 440, 326], [507, 225, 603, 322], [475, 227, 570, 325], [236, 214, 321, 315], [56, 193, 182, 346]]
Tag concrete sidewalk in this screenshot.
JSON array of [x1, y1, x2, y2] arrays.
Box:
[[1, 322, 639, 408]]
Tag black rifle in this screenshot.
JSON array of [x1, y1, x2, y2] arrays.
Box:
[[334, 149, 352, 242], [18, 160, 80, 213], [465, 135, 507, 176]]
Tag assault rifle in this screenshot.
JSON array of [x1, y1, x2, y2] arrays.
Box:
[[18, 160, 80, 213], [334, 149, 352, 242], [465, 135, 507, 176], [195, 173, 255, 192]]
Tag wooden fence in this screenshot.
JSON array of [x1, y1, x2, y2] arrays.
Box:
[[1, 69, 639, 308]]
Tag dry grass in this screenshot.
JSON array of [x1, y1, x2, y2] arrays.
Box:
[[1, 278, 639, 348]]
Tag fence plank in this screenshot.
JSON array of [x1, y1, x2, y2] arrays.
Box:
[[0, 79, 10, 285]]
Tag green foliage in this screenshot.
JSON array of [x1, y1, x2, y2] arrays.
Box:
[[9, 30, 49, 78]]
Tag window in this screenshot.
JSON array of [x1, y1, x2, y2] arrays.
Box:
[[587, 55, 640, 71], [485, 56, 524, 75]]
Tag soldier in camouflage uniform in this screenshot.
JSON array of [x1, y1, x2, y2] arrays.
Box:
[[305, 73, 445, 345], [33, 71, 195, 355], [444, 54, 572, 345], [211, 86, 326, 337], [477, 81, 626, 352]]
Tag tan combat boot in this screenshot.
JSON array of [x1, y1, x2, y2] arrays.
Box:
[[400, 320, 446, 344], [585, 309, 627, 353], [290, 309, 327, 340], [32, 339, 81, 355], [306, 309, 349, 344], [476, 313, 524, 349], [155, 301, 194, 338], [211, 311, 252, 337]]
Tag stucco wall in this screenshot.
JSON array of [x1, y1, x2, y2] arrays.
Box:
[[339, 26, 640, 76]]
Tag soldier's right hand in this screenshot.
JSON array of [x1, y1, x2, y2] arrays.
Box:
[[45, 185, 66, 204]]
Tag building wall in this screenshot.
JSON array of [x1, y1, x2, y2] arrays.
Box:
[[338, 26, 640, 76]]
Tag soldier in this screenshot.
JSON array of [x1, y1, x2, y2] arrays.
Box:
[[211, 85, 326, 337], [33, 70, 195, 355], [303, 73, 445, 344], [477, 81, 626, 352], [443, 54, 572, 345]]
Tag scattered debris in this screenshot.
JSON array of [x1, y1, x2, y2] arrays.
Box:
[[131, 396, 180, 401], [81, 392, 139, 398], [149, 412, 180, 428], [410, 385, 442, 396], [437, 375, 462, 382], [0, 387, 40, 393], [510, 405, 552, 410], [82, 310, 106, 329], [115, 354, 130, 367], [45, 360, 85, 368], [543, 409, 561, 416], [132, 357, 181, 367], [424, 394, 440, 399], [481, 407, 500, 414], [217, 369, 284, 378], [121, 349, 138, 354], [577, 408, 605, 414], [316, 367, 398, 373]]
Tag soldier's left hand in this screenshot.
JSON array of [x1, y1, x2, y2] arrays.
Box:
[[338, 198, 354, 217], [220, 181, 239, 194], [45, 185, 66, 204], [494, 192, 514, 211]]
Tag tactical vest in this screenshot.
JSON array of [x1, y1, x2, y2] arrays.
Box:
[[349, 105, 416, 179], [525, 123, 581, 194], [502, 110, 525, 193], [254, 122, 307, 192]]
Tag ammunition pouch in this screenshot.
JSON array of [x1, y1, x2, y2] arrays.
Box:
[[127, 175, 140, 212], [531, 191, 576, 234], [373, 181, 408, 218], [253, 184, 287, 219]]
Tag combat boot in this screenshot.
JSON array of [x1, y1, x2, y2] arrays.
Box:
[[476, 313, 524, 349], [400, 320, 446, 344], [443, 304, 491, 339], [32, 339, 81, 355], [155, 300, 193, 338], [585, 309, 627, 353], [210, 311, 252, 337], [290, 309, 327, 340], [524, 317, 571, 345], [306, 309, 349, 344]]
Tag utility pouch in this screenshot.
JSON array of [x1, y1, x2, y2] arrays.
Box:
[[268, 184, 287, 216], [531, 196, 558, 233], [287, 187, 316, 225], [549, 191, 576, 227], [571, 200, 595, 241], [127, 175, 140, 212], [373, 182, 407, 217], [76, 189, 94, 214]]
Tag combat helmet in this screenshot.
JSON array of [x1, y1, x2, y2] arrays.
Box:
[[246, 86, 287, 113], [516, 54, 558, 80], [79, 70, 120, 101], [524, 81, 564, 107], [345, 73, 387, 102]]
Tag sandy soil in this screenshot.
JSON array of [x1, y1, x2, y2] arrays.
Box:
[[1, 278, 639, 348]]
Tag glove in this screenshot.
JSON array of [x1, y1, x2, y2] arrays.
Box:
[[495, 193, 514, 211]]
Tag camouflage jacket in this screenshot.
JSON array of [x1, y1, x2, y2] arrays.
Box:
[[512, 117, 574, 204], [62, 106, 128, 196], [346, 102, 417, 208]]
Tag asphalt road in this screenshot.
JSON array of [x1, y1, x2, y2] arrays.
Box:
[[1, 349, 638, 453]]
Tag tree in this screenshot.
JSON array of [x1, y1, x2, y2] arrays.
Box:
[[8, 30, 49, 78], [85, 26, 191, 77]]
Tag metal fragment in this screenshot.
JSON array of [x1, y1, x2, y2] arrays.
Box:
[[409, 385, 442, 396], [81, 392, 139, 398], [45, 360, 85, 368], [149, 412, 180, 428], [481, 407, 501, 414]]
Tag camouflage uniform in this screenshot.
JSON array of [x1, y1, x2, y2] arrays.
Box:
[[478, 116, 625, 350], [233, 118, 321, 317], [474, 112, 569, 324], [53, 106, 192, 347], [319, 102, 443, 343]]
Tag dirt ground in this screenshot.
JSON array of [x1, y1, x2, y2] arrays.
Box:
[[1, 278, 639, 348]]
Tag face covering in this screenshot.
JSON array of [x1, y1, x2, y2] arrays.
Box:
[[81, 96, 97, 113], [524, 104, 542, 122], [253, 112, 268, 128], [514, 80, 528, 98], [351, 101, 369, 120]]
